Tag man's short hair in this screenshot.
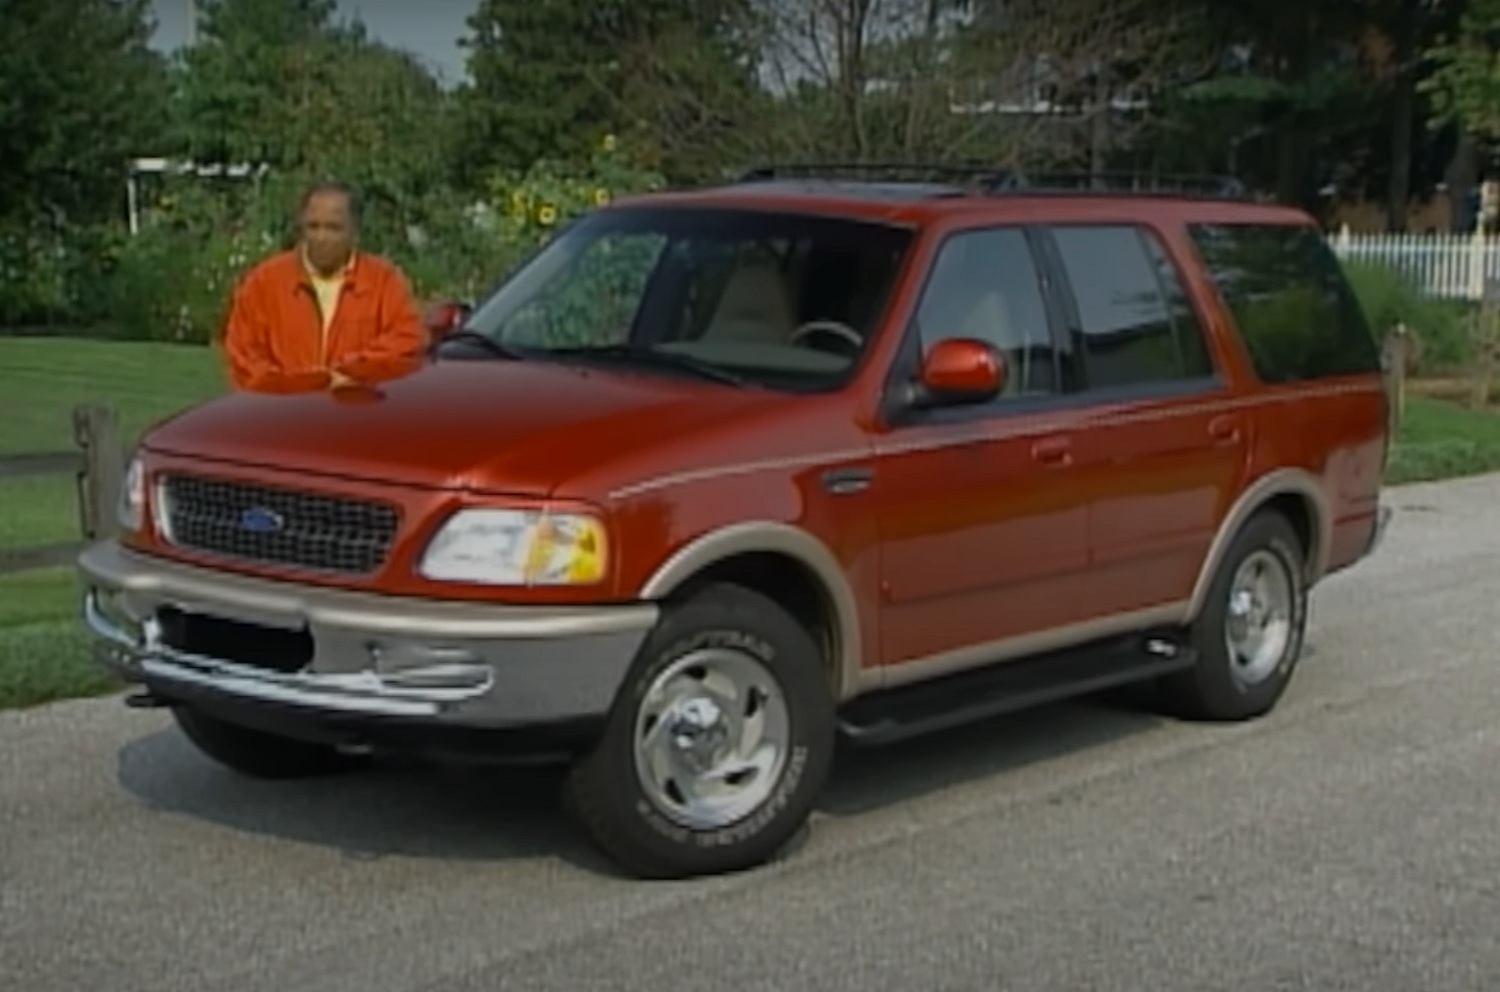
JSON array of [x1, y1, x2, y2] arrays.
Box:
[[298, 180, 362, 227]]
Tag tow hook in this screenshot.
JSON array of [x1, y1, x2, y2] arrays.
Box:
[[123, 690, 172, 710]]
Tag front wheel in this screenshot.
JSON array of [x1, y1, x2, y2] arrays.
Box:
[[566, 583, 836, 879], [1159, 510, 1309, 722]]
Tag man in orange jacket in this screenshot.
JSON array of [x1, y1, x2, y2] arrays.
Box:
[[220, 181, 428, 392]]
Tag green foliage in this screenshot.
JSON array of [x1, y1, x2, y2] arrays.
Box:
[[0, 0, 168, 325], [1422, 0, 1500, 140], [175, 0, 449, 197], [455, 0, 759, 182], [84, 134, 663, 343], [1340, 258, 1473, 371], [0, 0, 168, 227]]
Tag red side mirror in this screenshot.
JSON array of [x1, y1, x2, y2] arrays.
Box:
[[422, 300, 471, 339], [918, 338, 1006, 405]]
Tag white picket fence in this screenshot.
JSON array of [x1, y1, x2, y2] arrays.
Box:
[[1330, 225, 1500, 301]]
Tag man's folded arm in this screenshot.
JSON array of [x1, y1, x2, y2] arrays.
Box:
[[333, 267, 430, 381]]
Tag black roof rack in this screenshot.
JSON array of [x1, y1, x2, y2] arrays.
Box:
[[1013, 170, 1250, 200], [736, 162, 1022, 189], [734, 163, 1248, 201]]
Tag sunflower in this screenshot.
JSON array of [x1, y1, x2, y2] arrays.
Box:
[[507, 190, 529, 222], [592, 188, 611, 207], [536, 203, 558, 226]]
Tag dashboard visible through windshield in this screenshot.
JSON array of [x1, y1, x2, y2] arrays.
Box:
[[445, 206, 916, 391]]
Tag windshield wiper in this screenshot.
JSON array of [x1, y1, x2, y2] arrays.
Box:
[[436, 330, 525, 361], [543, 344, 749, 386]]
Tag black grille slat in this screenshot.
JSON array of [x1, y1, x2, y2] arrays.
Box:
[[160, 475, 398, 575]]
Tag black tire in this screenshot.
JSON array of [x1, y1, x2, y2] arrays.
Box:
[[171, 705, 364, 779], [1159, 511, 1309, 722], [566, 582, 836, 880]]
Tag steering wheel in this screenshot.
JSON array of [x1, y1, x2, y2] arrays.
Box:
[[789, 320, 863, 354]]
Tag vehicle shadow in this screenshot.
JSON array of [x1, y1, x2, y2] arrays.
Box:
[[818, 688, 1165, 819], [114, 728, 609, 868], [111, 681, 1179, 875]]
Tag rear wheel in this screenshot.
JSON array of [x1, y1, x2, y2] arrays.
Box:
[[566, 583, 836, 879], [1160, 511, 1309, 721], [171, 705, 364, 779]]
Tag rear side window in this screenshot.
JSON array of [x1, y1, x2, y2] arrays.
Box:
[[1050, 224, 1215, 391], [1187, 222, 1380, 383]]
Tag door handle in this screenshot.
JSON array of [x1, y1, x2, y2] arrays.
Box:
[[1208, 415, 1242, 445], [821, 466, 873, 495], [1030, 436, 1072, 466]]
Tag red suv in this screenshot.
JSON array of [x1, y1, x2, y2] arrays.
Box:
[[78, 167, 1392, 879]]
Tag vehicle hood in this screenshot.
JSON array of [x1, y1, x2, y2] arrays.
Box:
[[141, 359, 782, 496]]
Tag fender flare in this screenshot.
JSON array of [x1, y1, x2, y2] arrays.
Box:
[[1185, 468, 1333, 622], [640, 522, 864, 701]]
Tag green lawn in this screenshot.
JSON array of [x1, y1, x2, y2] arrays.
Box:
[[1385, 392, 1500, 484], [1, 337, 225, 710], [3, 335, 1500, 711]]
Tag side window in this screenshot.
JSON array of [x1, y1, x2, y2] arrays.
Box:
[[1139, 230, 1215, 378], [913, 227, 1057, 396], [1050, 225, 1212, 390], [1187, 222, 1380, 383]]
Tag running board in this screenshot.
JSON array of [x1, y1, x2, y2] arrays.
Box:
[[836, 634, 1196, 747]]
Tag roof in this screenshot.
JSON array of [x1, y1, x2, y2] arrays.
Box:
[[612, 167, 1313, 229]]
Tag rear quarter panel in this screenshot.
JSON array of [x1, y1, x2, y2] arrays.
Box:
[[1244, 379, 1388, 573], [1163, 201, 1390, 577]]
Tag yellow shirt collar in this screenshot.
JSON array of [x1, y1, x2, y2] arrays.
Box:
[[301, 246, 357, 281]]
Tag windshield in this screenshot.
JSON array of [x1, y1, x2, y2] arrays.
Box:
[[451, 206, 915, 391]]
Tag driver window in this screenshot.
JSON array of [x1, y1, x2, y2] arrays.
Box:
[[914, 227, 1058, 396], [503, 232, 666, 348]]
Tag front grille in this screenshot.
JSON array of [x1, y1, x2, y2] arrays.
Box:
[[159, 474, 399, 575]]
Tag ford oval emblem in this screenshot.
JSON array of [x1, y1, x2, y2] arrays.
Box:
[[239, 506, 285, 534]]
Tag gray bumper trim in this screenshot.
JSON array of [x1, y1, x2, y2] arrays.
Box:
[[77, 541, 659, 725]]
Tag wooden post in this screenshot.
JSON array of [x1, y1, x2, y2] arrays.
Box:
[[1468, 226, 1488, 301], [1471, 279, 1499, 410], [1382, 323, 1410, 434], [73, 404, 124, 541]]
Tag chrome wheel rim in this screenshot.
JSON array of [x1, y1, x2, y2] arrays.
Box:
[[632, 647, 791, 831], [1224, 549, 1295, 686]]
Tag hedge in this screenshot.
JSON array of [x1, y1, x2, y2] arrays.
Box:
[[0, 136, 663, 343]]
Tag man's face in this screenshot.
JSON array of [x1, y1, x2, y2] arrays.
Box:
[[300, 191, 356, 275]]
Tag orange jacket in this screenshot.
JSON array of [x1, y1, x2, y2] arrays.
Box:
[[220, 249, 429, 392]]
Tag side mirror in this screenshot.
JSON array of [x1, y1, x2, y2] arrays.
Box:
[[913, 338, 1005, 407], [422, 300, 472, 340]]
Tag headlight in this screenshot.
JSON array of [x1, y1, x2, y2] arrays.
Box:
[[117, 453, 145, 533], [417, 508, 608, 586]]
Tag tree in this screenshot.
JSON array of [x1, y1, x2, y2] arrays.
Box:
[[173, 0, 451, 224], [1424, 0, 1500, 142], [751, 0, 1208, 168], [0, 0, 168, 226], [454, 0, 759, 182], [0, 0, 169, 324], [1138, 0, 1379, 207]]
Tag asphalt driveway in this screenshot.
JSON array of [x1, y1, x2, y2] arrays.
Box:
[[4, 472, 1498, 991]]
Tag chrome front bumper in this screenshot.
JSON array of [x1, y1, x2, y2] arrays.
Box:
[[78, 540, 658, 727]]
